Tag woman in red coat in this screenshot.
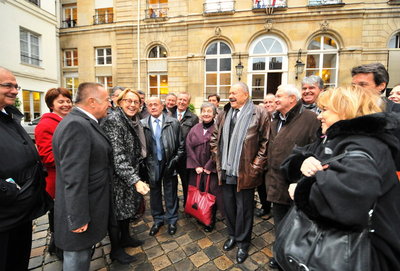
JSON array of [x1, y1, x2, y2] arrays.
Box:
[[35, 87, 72, 258]]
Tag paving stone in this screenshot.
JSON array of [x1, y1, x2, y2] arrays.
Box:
[[132, 223, 149, 234], [260, 231, 276, 245], [258, 220, 274, 232], [160, 265, 176, 271], [251, 236, 268, 250], [100, 236, 110, 246], [188, 229, 206, 241], [175, 234, 192, 246], [109, 261, 133, 271], [197, 237, 213, 249], [33, 230, 48, 239], [43, 260, 63, 271], [125, 246, 143, 256], [213, 255, 234, 270], [173, 258, 194, 271], [89, 258, 106, 271], [161, 240, 179, 253], [203, 245, 223, 260], [181, 222, 197, 232], [181, 242, 201, 256], [35, 215, 48, 225], [237, 257, 258, 270], [166, 248, 186, 264], [30, 246, 45, 258], [261, 247, 273, 258], [198, 261, 219, 271], [214, 221, 227, 231], [28, 256, 43, 269], [92, 247, 103, 259], [34, 224, 49, 232], [151, 254, 171, 271], [145, 245, 164, 260], [103, 244, 111, 255], [96, 268, 107, 271], [142, 237, 159, 250], [32, 238, 47, 249], [189, 251, 209, 268], [208, 231, 225, 244], [43, 252, 60, 264], [251, 251, 269, 266]]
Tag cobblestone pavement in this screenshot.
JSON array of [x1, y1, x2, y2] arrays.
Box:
[[28, 188, 276, 271]]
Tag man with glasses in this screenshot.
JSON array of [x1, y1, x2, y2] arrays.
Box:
[[53, 82, 112, 271], [0, 67, 50, 270]]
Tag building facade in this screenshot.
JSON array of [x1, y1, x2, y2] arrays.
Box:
[[59, 0, 400, 107], [0, 0, 60, 121]]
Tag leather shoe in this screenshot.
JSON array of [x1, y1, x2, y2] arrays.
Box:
[[110, 248, 137, 264], [236, 248, 248, 264], [268, 257, 280, 269], [255, 208, 272, 219], [203, 225, 214, 232], [149, 223, 163, 236], [223, 237, 236, 251], [168, 224, 177, 235]]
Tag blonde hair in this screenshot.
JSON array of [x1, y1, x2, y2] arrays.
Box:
[[116, 88, 141, 106], [317, 85, 383, 120]]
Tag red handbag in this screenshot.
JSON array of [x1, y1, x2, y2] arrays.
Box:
[[184, 173, 216, 226]]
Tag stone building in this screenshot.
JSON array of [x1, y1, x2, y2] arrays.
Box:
[[59, 0, 400, 107]]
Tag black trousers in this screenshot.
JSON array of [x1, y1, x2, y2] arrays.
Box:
[[272, 203, 291, 227], [222, 183, 255, 250], [150, 161, 179, 225], [0, 221, 32, 271], [177, 164, 189, 207], [257, 181, 271, 213]]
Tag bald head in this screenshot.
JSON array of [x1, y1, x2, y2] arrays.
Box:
[[147, 96, 164, 118]]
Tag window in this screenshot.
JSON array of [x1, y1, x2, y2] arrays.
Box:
[[27, 0, 40, 6], [64, 49, 78, 67], [149, 45, 168, 58], [62, 4, 77, 28], [309, 0, 342, 6], [389, 32, 400, 48], [149, 74, 168, 97], [205, 41, 232, 100], [22, 90, 41, 122], [64, 74, 79, 98], [204, 0, 234, 13], [147, 0, 168, 18], [94, 8, 113, 24], [96, 48, 112, 65], [147, 45, 168, 98], [253, 0, 286, 9], [20, 28, 41, 66], [248, 35, 288, 100], [306, 35, 339, 88], [97, 76, 113, 93]]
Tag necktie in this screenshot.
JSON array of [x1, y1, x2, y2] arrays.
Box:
[[154, 119, 162, 161], [178, 113, 182, 121]]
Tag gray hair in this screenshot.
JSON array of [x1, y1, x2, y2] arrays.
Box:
[[277, 84, 301, 101], [75, 82, 103, 104], [233, 82, 249, 93], [166, 93, 177, 99], [302, 75, 324, 90], [200, 102, 217, 116]]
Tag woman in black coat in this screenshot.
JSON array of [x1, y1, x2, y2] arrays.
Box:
[[101, 89, 149, 264], [282, 86, 400, 271]]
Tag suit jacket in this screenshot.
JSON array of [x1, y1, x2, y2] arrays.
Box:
[[53, 108, 112, 251]]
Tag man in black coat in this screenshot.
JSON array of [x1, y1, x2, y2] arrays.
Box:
[[53, 82, 112, 271], [0, 67, 50, 271], [141, 97, 184, 236], [172, 92, 199, 207]]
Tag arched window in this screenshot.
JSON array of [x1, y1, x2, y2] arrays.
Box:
[[148, 45, 168, 98], [248, 35, 288, 100], [306, 35, 339, 88], [205, 41, 232, 100]]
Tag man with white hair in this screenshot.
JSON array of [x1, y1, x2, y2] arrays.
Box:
[[266, 84, 320, 269], [301, 75, 324, 114]]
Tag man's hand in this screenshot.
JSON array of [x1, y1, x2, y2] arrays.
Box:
[[135, 180, 150, 195], [72, 223, 88, 233]]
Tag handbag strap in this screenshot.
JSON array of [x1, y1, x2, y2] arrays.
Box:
[[204, 174, 211, 193], [196, 173, 201, 188]]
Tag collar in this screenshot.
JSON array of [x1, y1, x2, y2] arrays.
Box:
[[151, 114, 163, 123], [76, 106, 98, 123]]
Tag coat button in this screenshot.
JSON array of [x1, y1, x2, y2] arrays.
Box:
[[23, 141, 28, 145]]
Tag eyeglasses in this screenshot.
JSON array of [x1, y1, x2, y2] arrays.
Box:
[[121, 99, 140, 105], [0, 83, 21, 91]]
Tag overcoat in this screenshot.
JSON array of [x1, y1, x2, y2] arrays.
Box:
[[282, 112, 400, 271], [101, 107, 145, 221], [53, 108, 112, 251]]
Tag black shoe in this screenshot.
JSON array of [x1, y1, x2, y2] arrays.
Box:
[[268, 257, 280, 269], [223, 237, 236, 251], [120, 236, 144, 248], [48, 234, 56, 254], [236, 248, 248, 264], [149, 223, 163, 236], [203, 225, 214, 232], [168, 224, 177, 235], [255, 208, 272, 219], [110, 248, 136, 265]]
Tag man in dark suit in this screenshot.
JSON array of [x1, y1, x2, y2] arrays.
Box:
[[172, 92, 199, 206], [141, 97, 184, 236], [53, 82, 112, 271], [210, 82, 270, 264]]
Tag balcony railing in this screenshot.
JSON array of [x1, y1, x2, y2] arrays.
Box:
[[204, 1, 235, 14], [61, 19, 77, 28], [93, 13, 114, 25], [27, 0, 40, 6], [252, 0, 287, 9], [309, 0, 342, 6], [145, 7, 169, 19]]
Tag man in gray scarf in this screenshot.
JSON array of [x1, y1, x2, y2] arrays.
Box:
[[210, 82, 270, 264]]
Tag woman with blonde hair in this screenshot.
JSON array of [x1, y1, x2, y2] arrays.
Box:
[[279, 85, 400, 271]]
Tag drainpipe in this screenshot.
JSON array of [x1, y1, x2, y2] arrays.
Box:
[[137, 0, 141, 89]]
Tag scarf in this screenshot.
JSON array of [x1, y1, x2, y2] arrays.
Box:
[[221, 99, 254, 177]]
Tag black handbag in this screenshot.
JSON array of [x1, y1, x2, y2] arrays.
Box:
[[274, 150, 374, 271]]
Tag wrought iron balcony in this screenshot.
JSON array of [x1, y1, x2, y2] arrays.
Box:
[[61, 19, 77, 28], [204, 1, 235, 14], [145, 7, 169, 19], [252, 0, 287, 9], [93, 13, 114, 25], [309, 0, 342, 6]]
